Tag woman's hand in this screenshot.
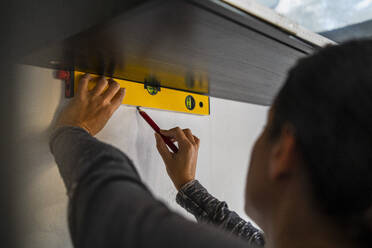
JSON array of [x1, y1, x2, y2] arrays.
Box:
[[155, 127, 200, 190], [55, 74, 125, 136]]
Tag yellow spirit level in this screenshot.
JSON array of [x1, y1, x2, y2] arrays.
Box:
[[73, 71, 210, 115]]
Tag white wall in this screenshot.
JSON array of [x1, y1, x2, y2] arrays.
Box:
[[15, 65, 268, 248]]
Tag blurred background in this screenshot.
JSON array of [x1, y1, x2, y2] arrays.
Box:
[[256, 0, 372, 41], [2, 1, 372, 248]]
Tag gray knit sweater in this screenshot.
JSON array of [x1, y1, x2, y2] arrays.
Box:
[[50, 126, 265, 248]]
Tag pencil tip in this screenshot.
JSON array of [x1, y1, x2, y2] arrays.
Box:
[[136, 106, 141, 111]]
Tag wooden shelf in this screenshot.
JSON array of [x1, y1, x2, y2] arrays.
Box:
[[21, 0, 324, 105]]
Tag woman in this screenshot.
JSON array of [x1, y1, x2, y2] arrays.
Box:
[[52, 39, 372, 248], [155, 39, 372, 248]]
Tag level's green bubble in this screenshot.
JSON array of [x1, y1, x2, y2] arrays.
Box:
[[185, 95, 195, 110]]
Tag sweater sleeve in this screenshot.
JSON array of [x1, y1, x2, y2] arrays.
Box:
[[176, 180, 265, 247], [49, 126, 250, 248]]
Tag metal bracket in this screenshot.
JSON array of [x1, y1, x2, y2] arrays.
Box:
[[55, 70, 75, 98]]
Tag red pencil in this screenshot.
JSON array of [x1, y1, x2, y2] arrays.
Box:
[[137, 107, 179, 153]]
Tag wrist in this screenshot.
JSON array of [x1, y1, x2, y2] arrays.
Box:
[[78, 122, 92, 135], [176, 178, 195, 191], [55, 121, 91, 135]]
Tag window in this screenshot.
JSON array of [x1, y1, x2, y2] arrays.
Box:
[[255, 0, 372, 42]]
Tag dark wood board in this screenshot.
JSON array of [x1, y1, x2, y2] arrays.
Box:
[[10, 0, 148, 62], [20, 0, 314, 105]]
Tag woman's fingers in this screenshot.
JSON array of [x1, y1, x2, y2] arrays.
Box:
[[77, 73, 91, 98], [183, 129, 196, 145], [160, 128, 198, 146], [155, 133, 171, 164], [102, 79, 121, 101], [110, 88, 126, 110], [91, 77, 108, 96], [193, 135, 200, 149], [160, 127, 189, 143]]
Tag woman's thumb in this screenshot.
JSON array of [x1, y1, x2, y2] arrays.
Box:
[[155, 133, 171, 163]]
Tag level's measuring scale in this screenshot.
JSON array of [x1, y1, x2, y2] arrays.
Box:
[[72, 71, 210, 115]]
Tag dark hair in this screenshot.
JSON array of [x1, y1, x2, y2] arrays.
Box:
[[269, 39, 372, 247]]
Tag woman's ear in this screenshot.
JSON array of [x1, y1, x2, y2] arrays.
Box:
[[268, 124, 297, 181]]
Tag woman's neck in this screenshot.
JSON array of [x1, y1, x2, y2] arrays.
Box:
[[263, 183, 358, 248]]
